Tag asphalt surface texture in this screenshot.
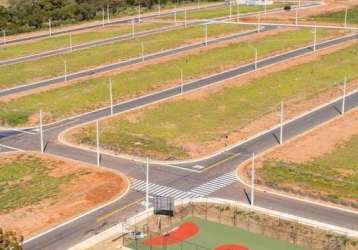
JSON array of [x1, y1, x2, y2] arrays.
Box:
[[0, 33, 356, 249]]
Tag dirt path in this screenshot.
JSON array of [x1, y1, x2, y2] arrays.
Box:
[[0, 152, 128, 238]]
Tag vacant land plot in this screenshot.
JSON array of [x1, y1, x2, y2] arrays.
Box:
[[252, 110, 358, 208], [130, 216, 309, 250], [0, 28, 338, 127], [0, 23, 249, 89], [310, 5, 358, 24], [0, 22, 169, 61], [0, 152, 127, 237], [162, 2, 287, 20], [66, 44, 358, 160]]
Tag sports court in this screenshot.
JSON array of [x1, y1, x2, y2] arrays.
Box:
[[129, 216, 310, 250]]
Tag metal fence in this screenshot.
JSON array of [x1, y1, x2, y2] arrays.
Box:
[[122, 200, 357, 250]]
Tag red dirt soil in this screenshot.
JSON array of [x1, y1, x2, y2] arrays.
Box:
[[144, 222, 199, 246], [215, 244, 250, 250]]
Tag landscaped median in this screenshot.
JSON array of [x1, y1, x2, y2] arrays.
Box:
[[0, 152, 129, 238], [0, 28, 341, 127], [310, 5, 358, 25], [0, 22, 170, 61], [159, 1, 287, 21], [63, 43, 358, 160], [0, 23, 250, 89], [239, 109, 358, 209]]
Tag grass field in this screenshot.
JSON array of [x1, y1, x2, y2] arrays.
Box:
[[0, 23, 249, 89], [0, 22, 169, 61], [162, 2, 287, 20], [68, 44, 358, 160], [258, 134, 358, 205], [310, 6, 358, 24], [0, 28, 337, 127], [0, 154, 80, 213], [131, 216, 309, 250]]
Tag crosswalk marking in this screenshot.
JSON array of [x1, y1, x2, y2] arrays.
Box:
[[190, 172, 237, 197], [130, 172, 237, 200], [130, 178, 202, 200]]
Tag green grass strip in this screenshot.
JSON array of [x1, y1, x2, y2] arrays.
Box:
[[0, 28, 335, 127], [0, 23, 248, 89], [162, 2, 287, 20], [0, 22, 168, 61], [310, 6, 358, 24], [71, 44, 358, 160], [259, 135, 358, 203]]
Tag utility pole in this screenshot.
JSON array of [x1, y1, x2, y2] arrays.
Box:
[[342, 77, 347, 115], [344, 7, 348, 27], [39, 109, 44, 153], [257, 14, 261, 33], [264, 0, 267, 15], [2, 30, 6, 46], [174, 9, 177, 24], [102, 8, 105, 26], [109, 78, 114, 116], [131, 18, 135, 38], [229, 1, 232, 19], [49, 18, 52, 37], [146, 156, 150, 210], [250, 152, 255, 206], [280, 101, 284, 144], [96, 120, 100, 166], [180, 69, 184, 94], [204, 24, 208, 46], [141, 42, 144, 62], [69, 32, 73, 52], [236, 3, 240, 23], [138, 4, 141, 23], [107, 4, 110, 23], [64, 59, 67, 81], [254, 48, 258, 71]]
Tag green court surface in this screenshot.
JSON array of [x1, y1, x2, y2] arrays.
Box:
[[131, 216, 310, 250]]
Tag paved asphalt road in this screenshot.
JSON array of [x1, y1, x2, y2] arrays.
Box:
[[0, 2, 318, 97], [0, 26, 272, 97], [0, 4, 287, 67], [18, 93, 358, 250], [3, 2, 226, 45], [0, 33, 356, 249]]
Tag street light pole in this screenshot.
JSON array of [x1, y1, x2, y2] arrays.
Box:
[[342, 77, 347, 115], [96, 120, 100, 166], [141, 42, 144, 62], [109, 78, 114, 116], [250, 152, 255, 206], [254, 48, 258, 71], [180, 69, 184, 94], [107, 4, 110, 23], [313, 24, 317, 52], [49, 18, 52, 37], [2, 30, 6, 46], [146, 156, 150, 210], [280, 101, 284, 144], [131, 18, 135, 38], [205, 24, 208, 46], [344, 7, 348, 27], [39, 109, 44, 153]]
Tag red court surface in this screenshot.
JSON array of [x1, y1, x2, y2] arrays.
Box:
[[215, 244, 250, 250], [144, 222, 199, 246]]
